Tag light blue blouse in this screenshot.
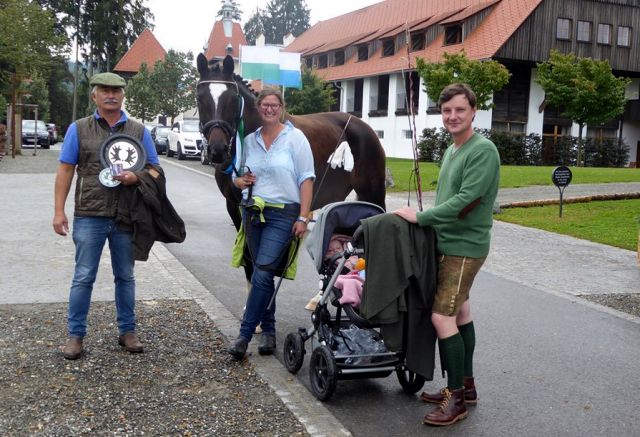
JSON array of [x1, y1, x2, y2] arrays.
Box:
[[241, 120, 315, 204]]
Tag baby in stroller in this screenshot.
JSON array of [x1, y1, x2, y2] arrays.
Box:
[[326, 234, 366, 309]]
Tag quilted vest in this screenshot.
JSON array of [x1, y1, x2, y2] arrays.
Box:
[[73, 115, 145, 217]]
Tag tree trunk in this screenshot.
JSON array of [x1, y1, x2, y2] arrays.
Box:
[[577, 122, 584, 167]]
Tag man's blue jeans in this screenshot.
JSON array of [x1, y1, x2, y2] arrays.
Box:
[[68, 216, 136, 338], [239, 205, 298, 341]]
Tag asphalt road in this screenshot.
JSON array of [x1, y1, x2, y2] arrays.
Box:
[[158, 154, 640, 437]]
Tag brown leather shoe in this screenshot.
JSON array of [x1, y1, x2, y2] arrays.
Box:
[[421, 377, 477, 405], [63, 337, 83, 360], [423, 388, 468, 426], [118, 333, 143, 353]]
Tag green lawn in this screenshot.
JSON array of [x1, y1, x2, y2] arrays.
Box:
[[385, 158, 640, 193], [385, 158, 640, 251], [497, 199, 640, 251]]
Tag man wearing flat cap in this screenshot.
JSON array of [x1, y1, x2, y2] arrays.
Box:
[[53, 72, 160, 360]]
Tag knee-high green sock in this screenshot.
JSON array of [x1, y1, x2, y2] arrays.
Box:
[[458, 321, 475, 378], [440, 333, 465, 390]]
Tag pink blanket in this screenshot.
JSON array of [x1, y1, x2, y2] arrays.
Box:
[[335, 272, 365, 309]]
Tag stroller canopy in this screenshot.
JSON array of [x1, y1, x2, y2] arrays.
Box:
[[306, 201, 385, 273]]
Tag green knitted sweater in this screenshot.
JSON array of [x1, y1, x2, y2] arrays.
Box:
[[417, 133, 500, 258]]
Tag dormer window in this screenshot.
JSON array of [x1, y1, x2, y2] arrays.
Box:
[[318, 54, 328, 69], [411, 33, 425, 52], [334, 50, 345, 66], [382, 39, 395, 57], [357, 45, 369, 62], [444, 25, 463, 46]]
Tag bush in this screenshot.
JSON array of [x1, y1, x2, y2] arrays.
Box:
[[417, 127, 451, 165], [417, 128, 629, 167]]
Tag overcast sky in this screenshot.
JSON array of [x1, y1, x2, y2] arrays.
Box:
[[144, 0, 382, 55]]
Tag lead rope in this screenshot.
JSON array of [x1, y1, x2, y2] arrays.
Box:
[[309, 115, 353, 211]]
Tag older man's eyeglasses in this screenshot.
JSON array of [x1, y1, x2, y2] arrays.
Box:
[[259, 103, 282, 110]]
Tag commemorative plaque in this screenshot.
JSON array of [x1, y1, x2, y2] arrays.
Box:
[[99, 134, 147, 173]]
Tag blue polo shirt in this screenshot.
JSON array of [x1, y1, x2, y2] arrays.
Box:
[[59, 110, 159, 165]]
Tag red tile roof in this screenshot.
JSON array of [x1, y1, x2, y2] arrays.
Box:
[[204, 21, 248, 60], [285, 0, 545, 81], [114, 28, 166, 73]]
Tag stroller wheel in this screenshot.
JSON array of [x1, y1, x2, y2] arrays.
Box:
[[283, 332, 305, 374], [396, 368, 425, 393], [309, 345, 338, 401]]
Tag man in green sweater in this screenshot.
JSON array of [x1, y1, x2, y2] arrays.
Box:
[[392, 83, 500, 426]]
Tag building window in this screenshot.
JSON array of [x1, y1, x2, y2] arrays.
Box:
[[491, 121, 526, 134], [557, 18, 572, 40], [382, 39, 395, 57], [587, 126, 617, 139], [444, 25, 463, 46], [357, 45, 369, 62], [333, 50, 345, 66], [597, 23, 612, 44], [402, 130, 413, 140], [370, 74, 389, 111], [577, 21, 591, 42], [411, 33, 425, 52], [374, 130, 384, 139], [618, 26, 632, 47], [318, 55, 328, 69]]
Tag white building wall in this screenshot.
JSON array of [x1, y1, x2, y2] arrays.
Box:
[[623, 122, 640, 166], [527, 69, 545, 135]]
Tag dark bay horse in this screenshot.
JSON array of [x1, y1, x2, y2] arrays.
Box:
[[196, 53, 387, 283]]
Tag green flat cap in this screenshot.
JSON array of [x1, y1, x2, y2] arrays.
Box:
[[90, 72, 126, 88]]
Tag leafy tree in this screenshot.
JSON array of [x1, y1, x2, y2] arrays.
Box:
[[535, 50, 631, 166], [415, 50, 511, 111], [243, 8, 265, 45], [0, 0, 67, 85], [124, 62, 158, 123], [46, 55, 74, 134], [284, 68, 336, 115], [152, 50, 198, 125], [0, 94, 6, 123], [244, 0, 310, 45], [23, 72, 51, 121], [217, 0, 242, 20]]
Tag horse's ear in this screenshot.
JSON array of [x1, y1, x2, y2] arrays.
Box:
[[223, 55, 235, 76], [197, 53, 209, 76]]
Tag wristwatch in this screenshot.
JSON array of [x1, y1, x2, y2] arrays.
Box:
[[296, 216, 309, 225]]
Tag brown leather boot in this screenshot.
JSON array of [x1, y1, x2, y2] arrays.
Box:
[[63, 337, 83, 360], [420, 377, 477, 405], [118, 333, 143, 353], [423, 388, 468, 426]]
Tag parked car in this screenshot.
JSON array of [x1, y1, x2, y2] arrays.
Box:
[[22, 120, 51, 149], [166, 119, 202, 160], [150, 126, 171, 155], [45, 122, 58, 144], [144, 122, 162, 132]]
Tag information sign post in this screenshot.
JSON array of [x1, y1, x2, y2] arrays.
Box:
[[552, 166, 573, 218]]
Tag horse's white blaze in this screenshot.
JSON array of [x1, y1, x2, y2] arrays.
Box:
[[207, 83, 228, 113]]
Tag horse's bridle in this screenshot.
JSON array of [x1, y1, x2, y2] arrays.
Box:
[[197, 79, 242, 152]]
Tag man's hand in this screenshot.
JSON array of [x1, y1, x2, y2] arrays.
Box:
[[53, 212, 69, 236], [113, 171, 139, 186], [391, 205, 419, 223]]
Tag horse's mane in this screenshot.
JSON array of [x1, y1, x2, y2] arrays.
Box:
[[206, 60, 258, 98]]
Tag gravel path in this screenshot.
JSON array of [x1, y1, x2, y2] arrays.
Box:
[[0, 300, 309, 437]]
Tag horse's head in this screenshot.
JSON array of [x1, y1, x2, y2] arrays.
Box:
[[196, 54, 242, 167]]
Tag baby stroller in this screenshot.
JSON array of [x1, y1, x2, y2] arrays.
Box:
[[282, 201, 426, 401]]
